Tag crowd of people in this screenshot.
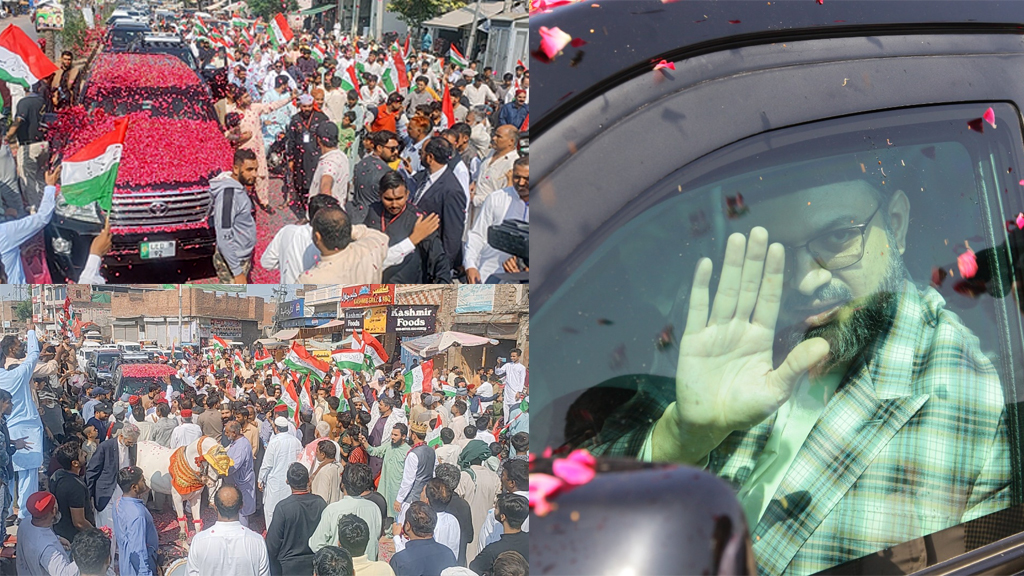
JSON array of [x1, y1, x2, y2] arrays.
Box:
[[0, 324, 529, 576], [0, 14, 530, 285]]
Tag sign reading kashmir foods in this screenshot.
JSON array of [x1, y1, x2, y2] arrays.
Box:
[[337, 284, 395, 308], [387, 305, 437, 336]]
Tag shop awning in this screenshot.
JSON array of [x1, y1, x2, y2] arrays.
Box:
[[401, 331, 498, 357], [423, 2, 504, 30], [271, 328, 300, 340], [300, 4, 336, 16]]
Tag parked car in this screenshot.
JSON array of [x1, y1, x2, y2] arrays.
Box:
[[106, 18, 151, 51], [90, 349, 121, 387], [111, 360, 180, 399], [531, 1, 1024, 574], [45, 52, 232, 283]]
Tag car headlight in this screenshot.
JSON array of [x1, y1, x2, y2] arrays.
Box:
[[55, 195, 103, 224]]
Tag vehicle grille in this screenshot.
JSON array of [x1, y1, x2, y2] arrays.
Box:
[[111, 188, 211, 228]]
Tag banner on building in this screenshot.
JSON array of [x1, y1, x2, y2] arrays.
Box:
[[201, 318, 242, 339], [282, 298, 305, 319], [455, 285, 495, 313], [338, 284, 396, 309], [387, 305, 437, 336], [344, 309, 364, 330], [363, 307, 388, 334]]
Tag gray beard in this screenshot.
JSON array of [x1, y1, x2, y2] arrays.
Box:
[[780, 243, 907, 375]]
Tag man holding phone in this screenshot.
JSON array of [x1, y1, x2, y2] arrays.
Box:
[[495, 350, 526, 422]]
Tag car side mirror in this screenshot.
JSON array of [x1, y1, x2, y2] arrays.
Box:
[[532, 458, 757, 575]]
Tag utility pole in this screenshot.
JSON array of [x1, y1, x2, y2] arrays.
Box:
[[465, 0, 482, 63], [178, 284, 183, 347], [351, 0, 360, 37]]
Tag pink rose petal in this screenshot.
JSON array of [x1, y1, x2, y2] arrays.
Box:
[[566, 448, 597, 468], [553, 458, 597, 486], [530, 473, 564, 517], [542, 447, 553, 458], [653, 59, 675, 72], [569, 37, 587, 48], [1016, 212, 1024, 230], [983, 107, 996, 129], [539, 26, 573, 60], [957, 249, 978, 279]]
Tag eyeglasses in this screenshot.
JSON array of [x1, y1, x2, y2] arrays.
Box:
[[782, 204, 882, 271]]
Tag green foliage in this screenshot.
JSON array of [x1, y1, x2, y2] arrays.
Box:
[[387, 0, 467, 30], [60, 0, 86, 54], [245, 0, 299, 23], [13, 301, 31, 322]]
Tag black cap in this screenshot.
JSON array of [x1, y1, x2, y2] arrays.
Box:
[[316, 121, 339, 147]]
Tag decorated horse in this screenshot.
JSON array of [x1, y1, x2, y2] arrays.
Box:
[[135, 436, 234, 540]]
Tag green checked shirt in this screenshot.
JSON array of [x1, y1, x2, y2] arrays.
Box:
[[588, 282, 1011, 575]]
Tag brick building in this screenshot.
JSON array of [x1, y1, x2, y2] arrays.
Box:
[[111, 288, 266, 347]]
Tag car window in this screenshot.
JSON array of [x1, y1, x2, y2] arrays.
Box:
[[533, 103, 1024, 574]]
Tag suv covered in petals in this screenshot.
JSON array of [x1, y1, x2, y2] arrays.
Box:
[[46, 52, 232, 282]]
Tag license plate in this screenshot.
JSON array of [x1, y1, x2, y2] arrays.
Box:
[[140, 241, 176, 259]]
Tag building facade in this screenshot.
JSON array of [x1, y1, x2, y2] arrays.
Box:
[[110, 288, 267, 347]]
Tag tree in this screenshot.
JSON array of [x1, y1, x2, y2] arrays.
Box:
[[13, 301, 31, 322], [245, 0, 299, 23], [387, 0, 466, 31]]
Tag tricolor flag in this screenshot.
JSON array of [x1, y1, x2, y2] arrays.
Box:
[[520, 113, 528, 131], [0, 25, 58, 89], [254, 349, 272, 368], [231, 15, 247, 27], [330, 370, 346, 398], [332, 348, 364, 372], [425, 414, 444, 447], [240, 26, 254, 46], [299, 374, 313, 411], [211, 335, 229, 350], [269, 13, 294, 49], [195, 15, 210, 35], [284, 341, 329, 382], [310, 44, 326, 64], [282, 375, 299, 417], [381, 57, 400, 93], [448, 45, 468, 68], [60, 118, 128, 212], [271, 366, 282, 388], [404, 360, 434, 395], [232, 350, 244, 366], [340, 64, 360, 92], [360, 331, 389, 368], [402, 34, 410, 58], [390, 44, 409, 90]]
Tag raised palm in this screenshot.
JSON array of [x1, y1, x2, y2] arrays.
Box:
[[675, 227, 830, 437]]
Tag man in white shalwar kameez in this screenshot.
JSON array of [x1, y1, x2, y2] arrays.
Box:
[[0, 326, 41, 519], [258, 417, 302, 528]]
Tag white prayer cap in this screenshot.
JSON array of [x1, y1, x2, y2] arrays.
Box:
[[274, 416, 290, 428]]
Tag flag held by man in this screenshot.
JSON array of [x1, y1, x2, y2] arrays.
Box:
[[61, 118, 128, 212]]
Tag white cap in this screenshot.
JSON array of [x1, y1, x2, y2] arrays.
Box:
[[274, 416, 290, 428]]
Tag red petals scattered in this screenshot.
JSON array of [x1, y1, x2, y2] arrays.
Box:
[[90, 53, 205, 90], [530, 0, 574, 13], [653, 60, 675, 72], [1016, 212, 1024, 230], [957, 249, 978, 279], [530, 473, 563, 517], [968, 118, 985, 133], [728, 19, 741, 24], [539, 26, 573, 60], [120, 364, 177, 378], [569, 37, 587, 48], [530, 449, 599, 517], [983, 107, 997, 129], [816, 0, 823, 4]]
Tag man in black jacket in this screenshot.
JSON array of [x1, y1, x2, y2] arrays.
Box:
[[85, 421, 138, 537], [469, 494, 528, 575], [411, 138, 468, 274], [365, 171, 452, 284], [265, 462, 327, 576], [286, 95, 331, 207]]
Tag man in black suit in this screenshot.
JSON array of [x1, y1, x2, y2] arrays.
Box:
[[411, 137, 468, 274], [85, 421, 138, 536]]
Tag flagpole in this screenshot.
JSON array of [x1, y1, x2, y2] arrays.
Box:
[[178, 285, 183, 349]]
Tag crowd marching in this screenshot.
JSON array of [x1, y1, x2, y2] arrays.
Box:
[[0, 13, 529, 285], [0, 319, 529, 576]]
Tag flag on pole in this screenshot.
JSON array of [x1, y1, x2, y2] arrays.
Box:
[[404, 360, 434, 395], [520, 113, 528, 131], [340, 65, 360, 92], [381, 57, 399, 93], [332, 348, 364, 372], [195, 15, 210, 35], [211, 335, 229, 350], [310, 44, 326, 64], [299, 374, 313, 411], [232, 350, 244, 366], [282, 374, 300, 418], [254, 349, 272, 368], [330, 370, 345, 398], [0, 25, 58, 89], [284, 341, 329, 382], [448, 45, 468, 68], [269, 13, 294, 48], [360, 332, 389, 368], [61, 118, 128, 212], [402, 34, 410, 58], [426, 414, 444, 447], [271, 366, 282, 388], [441, 84, 455, 130], [391, 44, 409, 90]]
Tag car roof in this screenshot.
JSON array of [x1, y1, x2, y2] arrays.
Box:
[[531, 0, 1024, 133]]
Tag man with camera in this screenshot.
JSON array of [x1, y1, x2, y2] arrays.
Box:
[[464, 155, 528, 284]]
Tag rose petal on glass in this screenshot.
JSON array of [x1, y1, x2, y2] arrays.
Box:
[[957, 249, 978, 279], [728, 20, 741, 24], [530, 473, 563, 516], [539, 26, 573, 60], [542, 447, 553, 458], [1016, 212, 1024, 230], [983, 107, 996, 129], [569, 37, 587, 48], [566, 448, 597, 468], [816, 0, 823, 4], [967, 118, 985, 133], [553, 458, 597, 486], [653, 60, 676, 72]]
